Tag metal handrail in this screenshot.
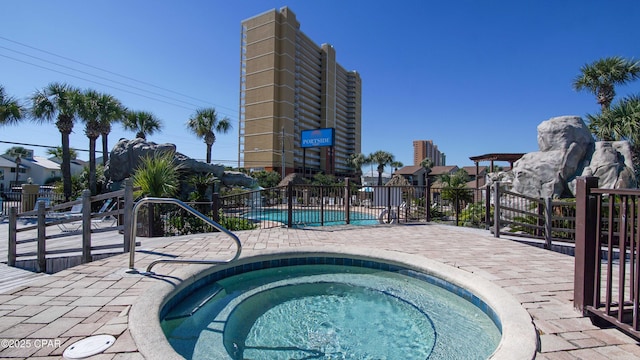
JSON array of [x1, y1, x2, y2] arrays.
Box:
[[128, 197, 242, 274]]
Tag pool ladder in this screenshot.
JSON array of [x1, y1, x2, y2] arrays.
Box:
[[127, 197, 242, 274]]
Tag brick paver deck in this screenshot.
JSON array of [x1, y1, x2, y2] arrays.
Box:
[[1, 224, 640, 359]]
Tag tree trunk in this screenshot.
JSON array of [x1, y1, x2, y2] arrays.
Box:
[[101, 133, 109, 166], [89, 136, 97, 195], [61, 132, 72, 201], [13, 156, 21, 185], [206, 143, 212, 164]]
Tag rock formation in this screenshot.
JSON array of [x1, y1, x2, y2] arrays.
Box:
[[104, 138, 257, 191], [507, 116, 636, 198]]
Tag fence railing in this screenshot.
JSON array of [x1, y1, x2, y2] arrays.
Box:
[[491, 182, 577, 247], [574, 176, 640, 339], [145, 180, 579, 244], [7, 179, 134, 273]]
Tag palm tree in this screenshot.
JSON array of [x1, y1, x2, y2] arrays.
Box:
[[4, 146, 30, 185], [420, 157, 434, 186], [122, 110, 162, 140], [46, 146, 78, 161], [30, 82, 81, 200], [77, 90, 125, 194], [390, 160, 403, 173], [368, 150, 394, 186], [573, 56, 640, 112], [97, 94, 125, 166], [77, 89, 103, 195], [347, 153, 367, 178], [186, 108, 232, 164], [439, 169, 473, 225], [587, 95, 640, 175], [0, 85, 25, 126]]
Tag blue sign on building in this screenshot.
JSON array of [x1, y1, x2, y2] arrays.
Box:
[[300, 128, 335, 148]]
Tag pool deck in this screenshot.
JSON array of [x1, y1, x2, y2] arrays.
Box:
[[1, 223, 640, 359]]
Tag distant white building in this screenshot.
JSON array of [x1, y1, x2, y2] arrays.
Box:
[[0, 151, 86, 192], [22, 156, 63, 185], [361, 169, 392, 186], [0, 156, 27, 192]]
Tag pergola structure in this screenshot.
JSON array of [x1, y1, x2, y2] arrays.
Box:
[[468, 153, 526, 189]]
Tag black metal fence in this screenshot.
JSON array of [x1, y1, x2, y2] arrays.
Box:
[[1, 189, 65, 218], [3, 180, 581, 250]]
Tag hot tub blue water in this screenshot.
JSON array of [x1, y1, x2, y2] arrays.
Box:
[[244, 209, 379, 227], [161, 257, 501, 359]]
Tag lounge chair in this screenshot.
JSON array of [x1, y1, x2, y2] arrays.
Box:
[[91, 199, 118, 229], [51, 201, 83, 232]]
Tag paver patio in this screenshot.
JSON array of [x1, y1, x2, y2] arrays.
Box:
[[1, 223, 640, 359]]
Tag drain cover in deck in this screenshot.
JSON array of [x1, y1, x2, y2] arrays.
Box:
[[63, 335, 116, 359]]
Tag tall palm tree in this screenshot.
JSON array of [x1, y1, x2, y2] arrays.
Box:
[[46, 146, 78, 160], [77, 89, 103, 195], [573, 56, 640, 112], [368, 150, 394, 186], [97, 94, 125, 166], [186, 107, 232, 164], [30, 82, 80, 200], [122, 110, 162, 140], [0, 85, 25, 126], [4, 146, 30, 185]]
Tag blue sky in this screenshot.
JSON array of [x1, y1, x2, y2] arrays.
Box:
[[1, 1, 639, 171]]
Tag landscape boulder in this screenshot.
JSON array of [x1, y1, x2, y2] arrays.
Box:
[[508, 116, 636, 198], [104, 138, 256, 191]]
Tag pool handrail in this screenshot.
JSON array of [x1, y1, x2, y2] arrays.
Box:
[[128, 197, 242, 273]]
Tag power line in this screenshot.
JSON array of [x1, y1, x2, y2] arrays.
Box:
[[0, 36, 239, 115], [0, 140, 93, 153], [0, 45, 206, 109]]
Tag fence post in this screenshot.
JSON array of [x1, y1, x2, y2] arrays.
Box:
[[81, 189, 92, 264], [455, 192, 460, 226], [287, 182, 293, 228], [344, 178, 350, 225], [426, 179, 431, 222], [574, 176, 599, 313], [123, 178, 133, 253], [211, 192, 220, 223], [8, 207, 17, 266], [484, 184, 491, 230], [36, 200, 47, 272], [386, 186, 392, 223], [493, 181, 501, 238], [544, 197, 553, 249]]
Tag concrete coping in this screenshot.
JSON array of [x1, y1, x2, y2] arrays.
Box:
[[129, 246, 537, 360]]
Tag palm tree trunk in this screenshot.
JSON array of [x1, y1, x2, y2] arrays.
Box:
[[89, 136, 97, 195], [61, 133, 72, 201], [101, 134, 109, 166], [14, 157, 20, 185], [206, 144, 212, 164]]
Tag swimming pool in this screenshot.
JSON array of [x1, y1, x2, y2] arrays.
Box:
[[244, 208, 378, 227], [130, 248, 537, 360]]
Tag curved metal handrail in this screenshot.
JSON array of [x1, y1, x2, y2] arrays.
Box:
[[128, 197, 242, 274]]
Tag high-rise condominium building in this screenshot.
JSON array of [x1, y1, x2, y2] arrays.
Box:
[[413, 140, 446, 166], [239, 7, 362, 177]]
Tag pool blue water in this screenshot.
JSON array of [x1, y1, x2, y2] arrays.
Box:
[[244, 209, 378, 227], [161, 263, 501, 359]]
